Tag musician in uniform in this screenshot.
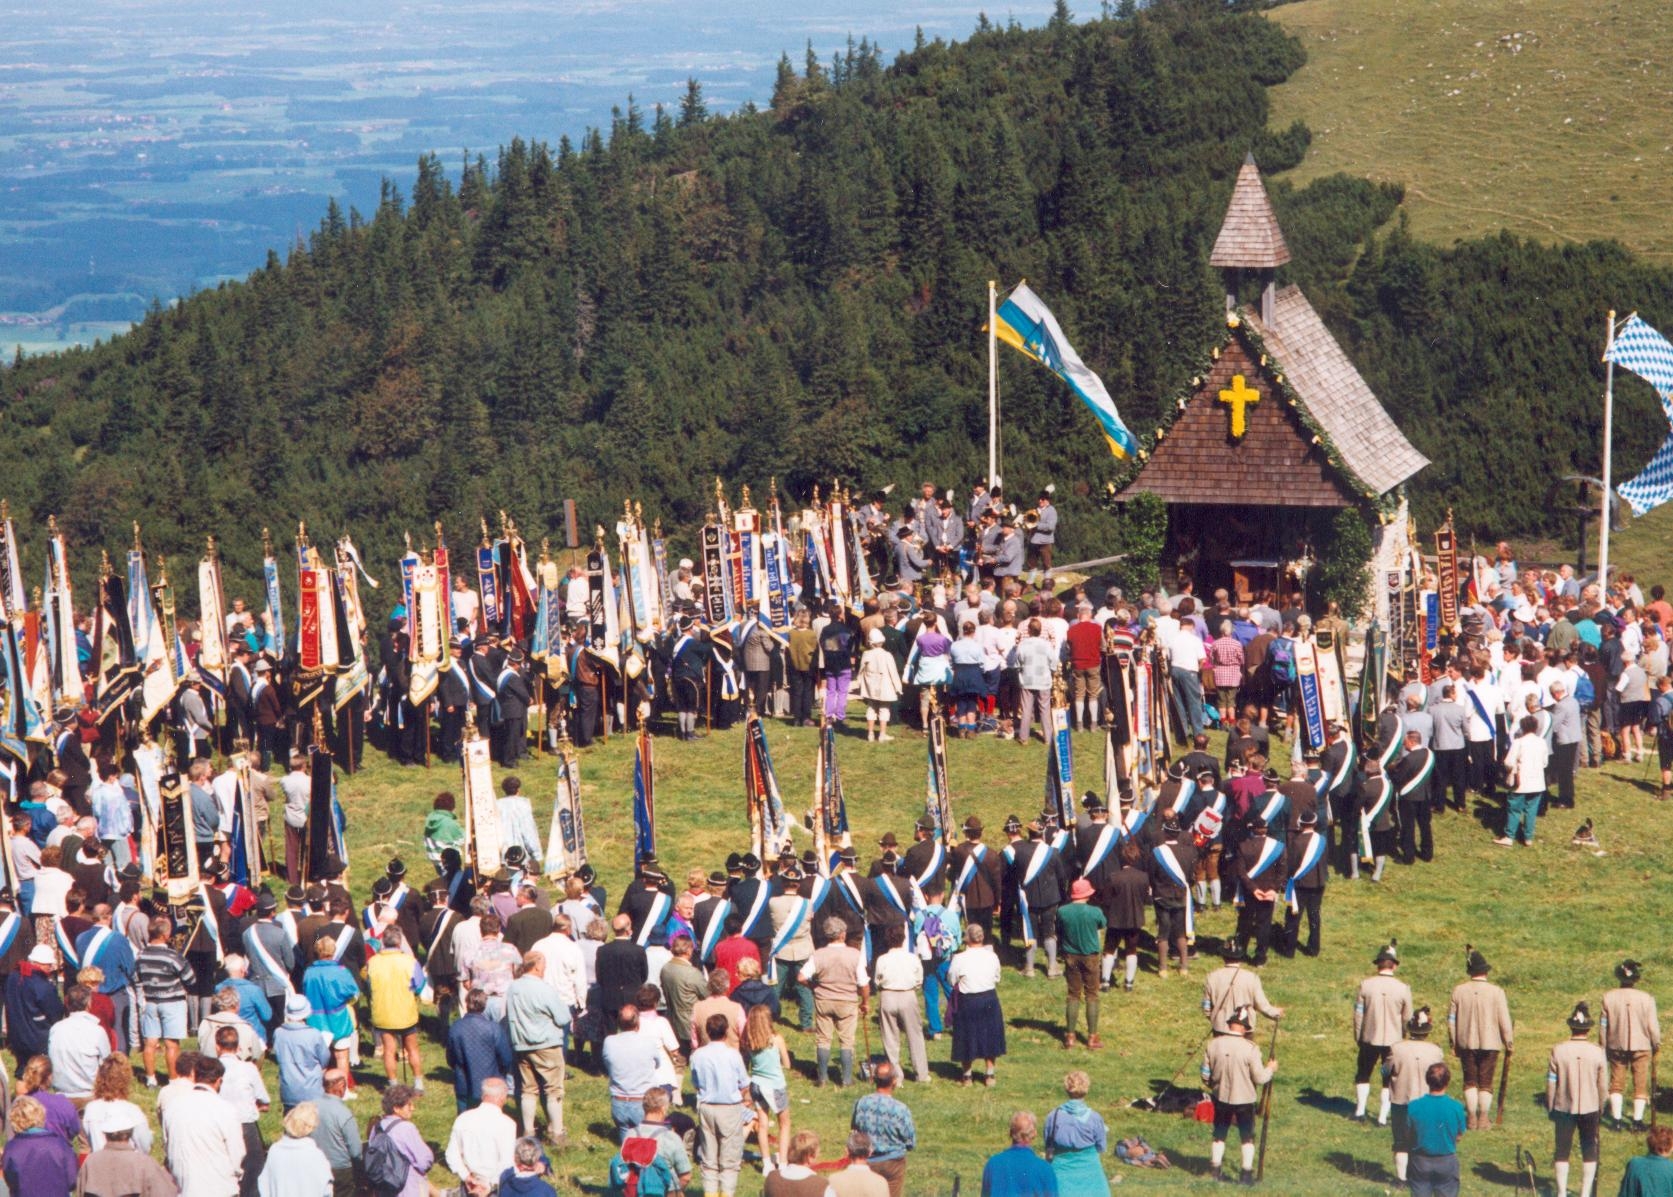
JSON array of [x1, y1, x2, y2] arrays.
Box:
[[1448, 948, 1514, 1130], [1353, 943, 1413, 1124], [949, 816, 1003, 941], [1601, 959, 1661, 1129], [1027, 492, 1057, 578], [1202, 1004, 1277, 1186], [1389, 729, 1436, 864], [1547, 1002, 1609, 1197]]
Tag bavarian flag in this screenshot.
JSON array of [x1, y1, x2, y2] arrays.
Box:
[[994, 282, 1137, 458]]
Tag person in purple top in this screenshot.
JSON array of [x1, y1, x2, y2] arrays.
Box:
[[3, 1095, 78, 1196], [370, 1083, 435, 1197]]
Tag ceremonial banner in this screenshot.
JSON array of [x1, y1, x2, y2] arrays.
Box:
[[926, 700, 953, 838], [462, 732, 502, 874], [0, 623, 34, 762], [303, 747, 337, 881], [0, 507, 23, 618], [1295, 639, 1326, 751], [197, 543, 229, 691], [652, 526, 675, 622], [631, 727, 655, 863], [814, 720, 851, 871], [432, 537, 451, 627], [1045, 678, 1075, 827], [827, 494, 851, 607], [155, 766, 197, 884], [1315, 629, 1347, 726], [743, 710, 790, 862], [92, 564, 137, 714], [261, 539, 286, 657], [700, 520, 727, 625], [229, 766, 261, 886], [476, 543, 500, 634], [1357, 623, 1387, 741], [597, 544, 622, 671], [544, 739, 586, 880], [298, 566, 322, 671], [1435, 517, 1459, 632], [332, 539, 372, 710], [407, 563, 441, 706], [140, 560, 179, 726], [43, 525, 83, 709]]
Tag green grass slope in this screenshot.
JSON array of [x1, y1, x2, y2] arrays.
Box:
[[1268, 0, 1673, 259], [227, 715, 1671, 1195]]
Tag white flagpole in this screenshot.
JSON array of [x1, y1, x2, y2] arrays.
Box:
[[988, 279, 999, 487], [1599, 309, 1617, 589]]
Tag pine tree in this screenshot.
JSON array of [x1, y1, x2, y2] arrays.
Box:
[[678, 77, 708, 127]]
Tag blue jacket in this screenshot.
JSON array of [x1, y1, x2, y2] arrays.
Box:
[[76, 925, 138, 993], [273, 1019, 332, 1107], [216, 976, 273, 1043], [5, 966, 64, 1061], [445, 1011, 513, 1103]]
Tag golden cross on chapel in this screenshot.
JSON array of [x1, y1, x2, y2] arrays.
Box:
[[1218, 374, 1258, 438]]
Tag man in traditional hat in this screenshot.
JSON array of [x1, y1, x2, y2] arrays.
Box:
[[242, 890, 294, 1041], [1057, 878, 1106, 1050], [1603, 959, 1662, 1130], [901, 817, 940, 890], [1280, 810, 1329, 959], [1202, 940, 1283, 1035], [1549, 1001, 1609, 1197], [1232, 815, 1286, 967], [420, 877, 463, 1021], [862, 843, 913, 954], [620, 865, 674, 950], [1202, 1003, 1276, 1185], [1004, 817, 1069, 978], [767, 856, 817, 1032], [1385, 1007, 1445, 1186], [729, 853, 775, 963], [950, 815, 1003, 942], [1448, 948, 1514, 1130], [1389, 729, 1436, 864], [437, 637, 470, 763], [1148, 815, 1196, 979], [1354, 942, 1413, 1124]]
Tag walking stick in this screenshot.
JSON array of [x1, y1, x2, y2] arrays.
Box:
[[1496, 1049, 1512, 1127], [1256, 1019, 1279, 1181]]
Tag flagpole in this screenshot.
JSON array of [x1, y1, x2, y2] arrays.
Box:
[[1600, 309, 1617, 589], [988, 279, 999, 487]]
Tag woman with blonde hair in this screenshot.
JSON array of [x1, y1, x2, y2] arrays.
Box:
[[14, 1055, 79, 1144], [741, 1001, 792, 1174], [2, 1095, 76, 1195], [256, 1102, 334, 1196], [1044, 1069, 1111, 1195]]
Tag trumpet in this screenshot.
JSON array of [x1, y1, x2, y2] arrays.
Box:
[[1020, 510, 1041, 532]]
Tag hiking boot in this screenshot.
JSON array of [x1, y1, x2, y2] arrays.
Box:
[[1211, 1166, 1225, 1183], [1240, 1169, 1255, 1186], [1087, 1035, 1104, 1050]]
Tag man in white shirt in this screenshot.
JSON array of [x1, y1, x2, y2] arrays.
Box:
[[1464, 668, 1500, 798], [445, 1076, 518, 1183], [451, 575, 481, 637], [162, 1055, 247, 1197], [213, 1024, 271, 1189], [872, 925, 928, 1084], [1168, 621, 1208, 739], [529, 913, 588, 1019], [1152, 602, 1181, 654], [210, 754, 248, 841], [48, 983, 111, 1098]]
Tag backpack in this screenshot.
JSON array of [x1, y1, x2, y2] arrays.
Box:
[[1268, 637, 1297, 685], [918, 906, 958, 961], [1575, 672, 1596, 708], [362, 1119, 413, 1195], [608, 1135, 675, 1197]]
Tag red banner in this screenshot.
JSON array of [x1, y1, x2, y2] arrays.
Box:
[[298, 567, 321, 670], [434, 547, 450, 639]]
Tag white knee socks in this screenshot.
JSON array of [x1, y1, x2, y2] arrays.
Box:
[[1125, 954, 1139, 985], [1355, 1082, 1370, 1117], [1378, 1087, 1391, 1125]]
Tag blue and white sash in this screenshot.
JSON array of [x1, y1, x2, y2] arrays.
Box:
[[1259, 789, 1287, 830], [1236, 837, 1285, 904], [1358, 777, 1395, 859], [245, 922, 296, 996], [1285, 830, 1326, 912], [1081, 823, 1121, 878], [633, 891, 671, 948], [55, 919, 82, 969], [765, 880, 826, 982], [911, 842, 945, 895], [736, 880, 772, 941], [876, 874, 911, 920], [0, 912, 21, 960], [1014, 841, 1056, 946], [330, 924, 355, 963], [1190, 790, 1227, 844], [197, 884, 225, 964], [1467, 686, 1498, 746], [276, 909, 298, 947], [1151, 843, 1195, 939], [698, 898, 732, 965], [953, 844, 988, 898], [1118, 807, 1149, 843]]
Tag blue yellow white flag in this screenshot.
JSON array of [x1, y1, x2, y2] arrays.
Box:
[[994, 282, 1137, 458]]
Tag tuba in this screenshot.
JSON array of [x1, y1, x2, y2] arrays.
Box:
[[1021, 510, 1041, 532]]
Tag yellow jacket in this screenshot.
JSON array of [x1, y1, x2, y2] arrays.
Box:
[[367, 950, 422, 1031]]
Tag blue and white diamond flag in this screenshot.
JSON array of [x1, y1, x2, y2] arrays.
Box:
[[1619, 431, 1673, 515], [1607, 314, 1673, 413]]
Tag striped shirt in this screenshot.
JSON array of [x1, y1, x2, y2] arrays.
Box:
[[136, 944, 195, 1003]]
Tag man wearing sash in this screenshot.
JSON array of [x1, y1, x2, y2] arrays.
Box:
[[185, 860, 234, 1026], [1281, 811, 1329, 959], [318, 897, 366, 984], [0, 887, 34, 994], [420, 880, 463, 1022], [690, 870, 730, 962], [1389, 731, 1437, 865], [825, 848, 868, 948], [77, 901, 138, 1052], [1184, 768, 1229, 915], [1232, 817, 1287, 968], [901, 818, 942, 895], [621, 867, 675, 950], [729, 853, 776, 965], [1464, 665, 1500, 799], [862, 851, 913, 957], [1006, 819, 1069, 979], [437, 638, 471, 764], [769, 859, 818, 1032], [1148, 816, 1197, 979], [1358, 757, 1398, 884], [242, 890, 294, 1041], [494, 649, 533, 768], [1354, 943, 1413, 1124], [950, 816, 1003, 941], [1320, 722, 1356, 864]]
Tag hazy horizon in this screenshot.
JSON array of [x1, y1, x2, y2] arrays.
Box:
[[0, 0, 1057, 356]]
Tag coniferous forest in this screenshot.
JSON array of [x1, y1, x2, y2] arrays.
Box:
[[3, 0, 1668, 595]]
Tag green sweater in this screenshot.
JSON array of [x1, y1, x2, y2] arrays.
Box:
[[1056, 902, 1107, 957]]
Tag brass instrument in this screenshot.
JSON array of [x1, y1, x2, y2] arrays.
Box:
[[1021, 510, 1041, 532]]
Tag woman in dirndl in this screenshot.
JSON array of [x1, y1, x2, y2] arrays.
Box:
[[947, 923, 1005, 1087]]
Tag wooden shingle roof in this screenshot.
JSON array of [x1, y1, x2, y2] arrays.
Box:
[[1244, 286, 1429, 496], [1208, 155, 1291, 270]]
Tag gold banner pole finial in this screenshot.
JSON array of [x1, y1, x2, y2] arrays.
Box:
[[261, 527, 272, 558], [480, 517, 491, 548]]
